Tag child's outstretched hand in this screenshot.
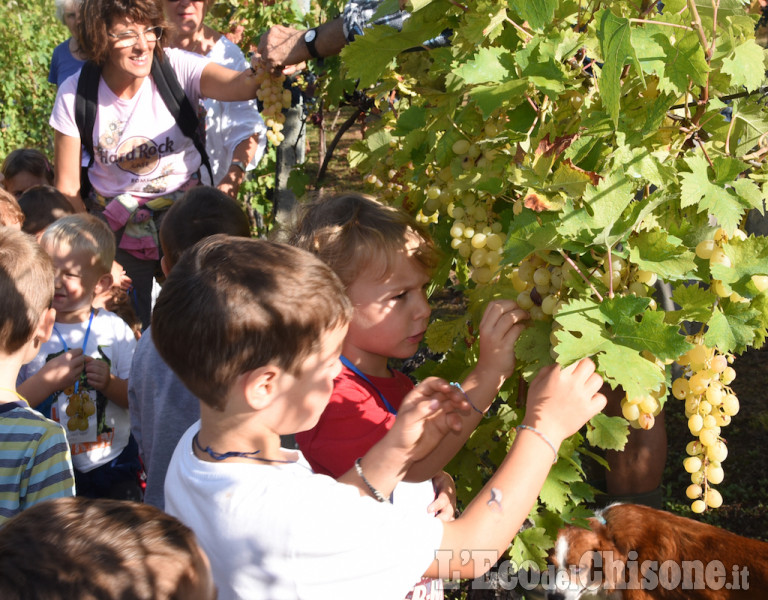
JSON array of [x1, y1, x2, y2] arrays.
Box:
[[389, 377, 470, 462], [476, 300, 529, 380], [429, 470, 457, 522], [38, 348, 85, 392], [522, 358, 606, 446]]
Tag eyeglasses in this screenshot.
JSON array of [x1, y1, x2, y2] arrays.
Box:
[[108, 26, 163, 49]]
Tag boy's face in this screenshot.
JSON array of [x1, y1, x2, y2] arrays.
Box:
[[344, 242, 431, 375], [44, 242, 106, 323], [276, 324, 347, 434]]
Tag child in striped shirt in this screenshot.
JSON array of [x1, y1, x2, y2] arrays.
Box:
[[0, 227, 75, 524]]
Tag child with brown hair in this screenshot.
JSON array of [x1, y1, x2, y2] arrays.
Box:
[[0, 497, 216, 600], [17, 184, 75, 239], [0, 227, 75, 524], [17, 214, 141, 500], [0, 148, 54, 199], [0, 188, 24, 229], [156, 235, 606, 600]]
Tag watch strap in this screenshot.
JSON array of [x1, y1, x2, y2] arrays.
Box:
[[231, 159, 247, 173], [304, 28, 320, 59]]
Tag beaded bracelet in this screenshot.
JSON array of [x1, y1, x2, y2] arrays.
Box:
[[516, 424, 559, 464], [449, 381, 487, 417], [354, 458, 388, 502]]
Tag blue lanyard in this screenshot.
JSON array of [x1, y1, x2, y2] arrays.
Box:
[[340, 355, 398, 415], [53, 308, 95, 394]]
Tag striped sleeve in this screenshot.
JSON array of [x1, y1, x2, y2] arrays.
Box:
[[0, 406, 75, 524]]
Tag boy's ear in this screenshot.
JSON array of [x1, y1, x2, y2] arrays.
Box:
[[241, 366, 281, 411], [160, 255, 171, 277], [94, 272, 113, 296], [35, 307, 56, 345]]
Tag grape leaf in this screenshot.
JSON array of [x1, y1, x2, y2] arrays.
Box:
[[470, 80, 528, 119], [453, 47, 510, 85], [511, 0, 557, 31], [662, 32, 709, 94], [424, 317, 468, 354], [586, 413, 629, 451], [703, 304, 758, 354], [711, 236, 768, 297], [515, 319, 556, 381], [628, 230, 698, 281], [613, 309, 693, 361], [596, 10, 641, 126], [556, 172, 636, 242], [539, 460, 582, 512], [509, 526, 552, 570], [679, 154, 745, 233], [598, 342, 666, 399], [670, 282, 715, 323], [721, 40, 766, 91]]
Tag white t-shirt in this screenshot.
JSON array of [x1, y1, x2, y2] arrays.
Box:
[[203, 37, 266, 185], [49, 48, 209, 198], [166, 423, 444, 600], [18, 310, 137, 472]]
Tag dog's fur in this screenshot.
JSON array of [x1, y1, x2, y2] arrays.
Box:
[[544, 503, 768, 600]]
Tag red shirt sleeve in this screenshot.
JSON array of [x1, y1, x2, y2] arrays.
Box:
[[295, 366, 413, 478]]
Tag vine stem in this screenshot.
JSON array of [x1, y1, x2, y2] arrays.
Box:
[[687, 0, 712, 62], [628, 18, 693, 31], [504, 17, 534, 42], [559, 250, 604, 302], [316, 108, 364, 183]]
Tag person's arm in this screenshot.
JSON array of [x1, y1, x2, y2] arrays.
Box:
[[84, 356, 128, 408], [405, 300, 529, 481], [53, 130, 87, 212], [217, 133, 261, 198], [424, 359, 607, 580], [256, 18, 346, 70], [17, 349, 86, 407], [336, 377, 470, 499]]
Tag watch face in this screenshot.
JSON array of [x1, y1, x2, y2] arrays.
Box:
[[305, 29, 317, 43]]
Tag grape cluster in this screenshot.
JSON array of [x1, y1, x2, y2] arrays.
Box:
[[673, 340, 738, 512], [696, 228, 749, 302], [63, 386, 95, 432], [620, 352, 668, 430], [508, 253, 568, 321], [251, 61, 291, 146]]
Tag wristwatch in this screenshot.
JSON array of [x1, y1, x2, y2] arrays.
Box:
[[304, 28, 320, 59], [231, 160, 247, 173]]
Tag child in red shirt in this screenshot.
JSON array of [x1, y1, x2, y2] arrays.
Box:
[[286, 193, 530, 598]]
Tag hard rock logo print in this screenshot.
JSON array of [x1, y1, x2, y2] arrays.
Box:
[[97, 135, 175, 175]]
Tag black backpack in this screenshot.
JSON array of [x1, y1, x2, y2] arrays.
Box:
[[74, 54, 213, 202]]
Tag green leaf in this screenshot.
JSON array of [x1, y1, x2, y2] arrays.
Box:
[[679, 154, 745, 233], [453, 47, 509, 85], [598, 343, 666, 399], [671, 283, 716, 323], [540, 460, 582, 512], [596, 10, 640, 126], [662, 32, 709, 93], [469, 80, 528, 120], [721, 40, 766, 91], [711, 236, 768, 297], [704, 304, 758, 354], [515, 320, 556, 381], [628, 230, 698, 281], [424, 317, 468, 354], [511, 0, 557, 31], [586, 413, 629, 451], [509, 526, 552, 569], [556, 172, 636, 241]]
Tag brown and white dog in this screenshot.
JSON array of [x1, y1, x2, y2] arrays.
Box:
[[543, 503, 768, 600]]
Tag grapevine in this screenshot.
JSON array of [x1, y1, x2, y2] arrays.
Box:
[[336, 1, 768, 565]]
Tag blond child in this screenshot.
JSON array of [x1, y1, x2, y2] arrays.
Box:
[[0, 227, 75, 524], [17, 214, 140, 499], [156, 236, 606, 600], [0, 188, 24, 229], [0, 497, 216, 600]]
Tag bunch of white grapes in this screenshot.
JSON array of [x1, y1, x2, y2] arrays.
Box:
[[673, 340, 739, 513], [448, 199, 506, 285], [508, 253, 569, 321], [251, 61, 291, 146]]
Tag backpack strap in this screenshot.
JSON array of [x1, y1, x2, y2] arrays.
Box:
[[75, 61, 100, 165], [151, 53, 214, 185]]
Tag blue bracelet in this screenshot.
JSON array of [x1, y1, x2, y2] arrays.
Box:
[[449, 381, 487, 417], [516, 425, 559, 464]]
